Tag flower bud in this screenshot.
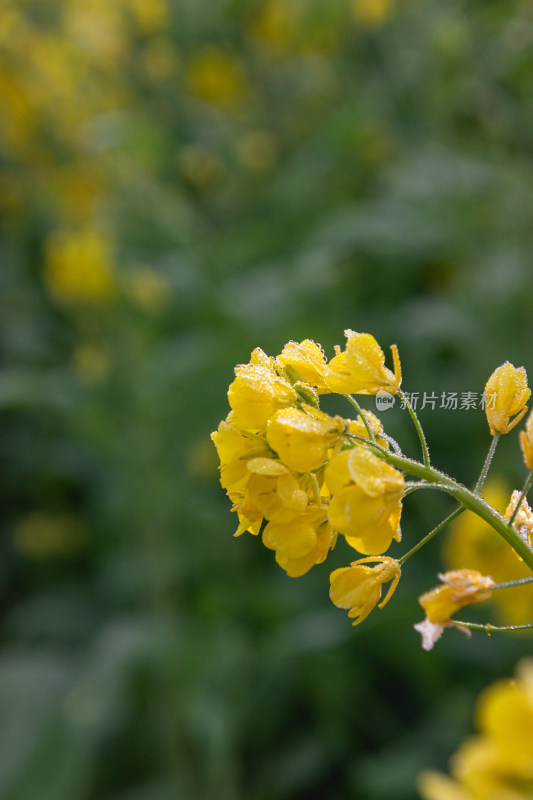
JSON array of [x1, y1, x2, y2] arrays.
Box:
[[484, 362, 530, 436], [519, 410, 533, 471]]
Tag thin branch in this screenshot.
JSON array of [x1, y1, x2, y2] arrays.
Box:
[[398, 388, 430, 468], [344, 395, 376, 442], [493, 576, 533, 591], [453, 620, 533, 634], [473, 432, 500, 495], [398, 506, 464, 565]]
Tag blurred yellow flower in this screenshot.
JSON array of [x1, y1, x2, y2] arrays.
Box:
[[484, 361, 530, 436], [141, 37, 180, 82], [417, 771, 470, 800], [127, 267, 170, 312], [187, 48, 247, 106], [414, 569, 495, 651], [329, 556, 401, 625], [443, 480, 533, 624], [0, 70, 35, 155], [44, 228, 116, 303], [326, 447, 404, 554], [235, 130, 277, 173], [63, 5, 128, 69], [248, 0, 301, 55], [128, 0, 167, 34], [419, 659, 533, 800], [73, 344, 110, 383], [351, 0, 395, 27], [15, 513, 88, 558], [326, 330, 402, 395], [55, 166, 105, 226]]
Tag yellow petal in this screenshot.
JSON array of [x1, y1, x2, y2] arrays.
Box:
[[267, 406, 342, 472], [276, 339, 330, 391], [228, 359, 297, 429], [329, 564, 374, 608], [325, 331, 401, 395], [263, 517, 317, 559], [417, 771, 472, 800], [246, 457, 288, 476], [328, 486, 386, 534], [476, 680, 533, 767], [346, 447, 404, 498], [344, 514, 399, 556], [276, 472, 308, 514]]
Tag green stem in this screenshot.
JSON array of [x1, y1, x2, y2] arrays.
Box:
[[399, 507, 464, 565], [398, 388, 430, 468], [453, 620, 533, 634], [508, 470, 533, 527], [403, 481, 455, 496], [473, 433, 500, 495], [345, 395, 376, 442], [363, 445, 533, 571], [343, 427, 533, 570], [380, 432, 402, 455], [493, 576, 533, 590]]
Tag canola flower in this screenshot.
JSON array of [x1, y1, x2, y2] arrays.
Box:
[[414, 570, 495, 651], [330, 556, 401, 625], [213, 338, 533, 642], [419, 659, 533, 800]]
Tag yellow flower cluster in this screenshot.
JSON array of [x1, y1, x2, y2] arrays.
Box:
[[212, 334, 404, 609], [419, 659, 533, 800], [215, 341, 533, 638]]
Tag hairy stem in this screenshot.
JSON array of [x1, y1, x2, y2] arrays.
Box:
[[493, 576, 533, 590], [364, 443, 533, 571], [399, 507, 464, 565], [473, 433, 500, 495], [345, 395, 376, 442], [453, 620, 533, 634], [398, 388, 431, 468]]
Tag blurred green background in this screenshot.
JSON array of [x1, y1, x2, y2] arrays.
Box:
[[2, 0, 533, 798]]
